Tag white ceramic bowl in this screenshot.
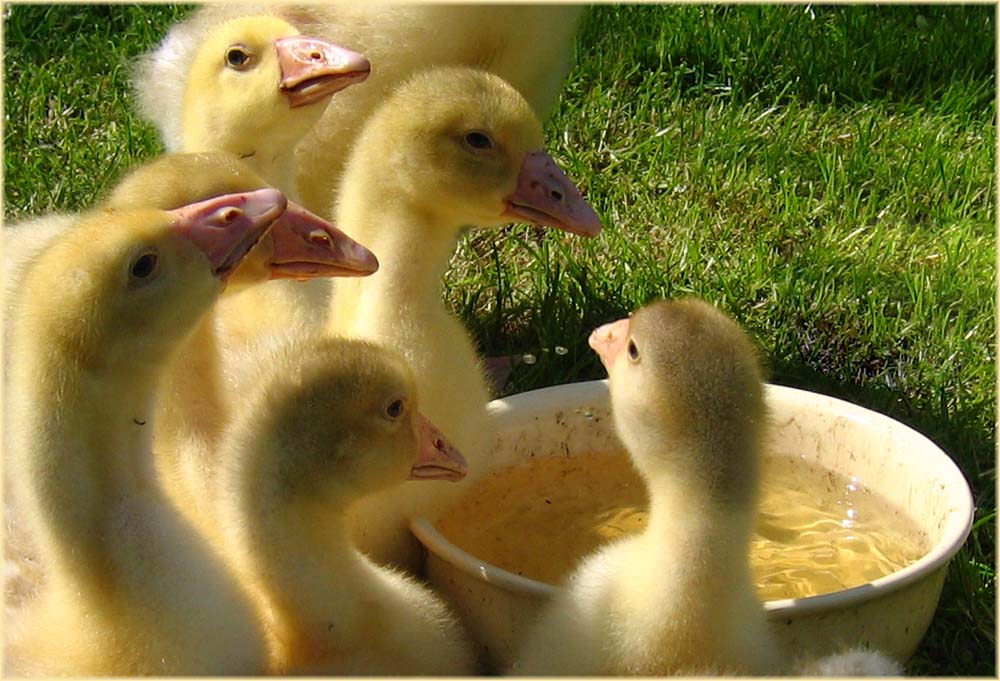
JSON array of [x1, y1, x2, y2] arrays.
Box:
[[412, 380, 974, 671]]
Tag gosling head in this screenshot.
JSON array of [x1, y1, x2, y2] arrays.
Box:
[[181, 15, 370, 157], [589, 298, 766, 508], [234, 337, 467, 509], [345, 66, 601, 237], [107, 152, 377, 287], [15, 191, 282, 373]]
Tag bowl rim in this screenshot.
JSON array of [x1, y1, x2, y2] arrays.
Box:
[[412, 379, 975, 618]]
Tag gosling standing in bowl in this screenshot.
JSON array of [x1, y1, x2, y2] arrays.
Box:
[[513, 299, 785, 675], [512, 299, 903, 676]]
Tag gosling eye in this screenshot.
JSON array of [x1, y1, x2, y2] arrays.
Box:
[[627, 339, 640, 362], [128, 251, 160, 285], [385, 398, 406, 420], [224, 45, 253, 70], [464, 130, 494, 151]]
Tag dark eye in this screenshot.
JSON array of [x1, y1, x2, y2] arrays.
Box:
[[130, 252, 159, 281], [627, 339, 640, 362], [385, 399, 405, 420], [225, 45, 252, 70], [464, 131, 493, 150]]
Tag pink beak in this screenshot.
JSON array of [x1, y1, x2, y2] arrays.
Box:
[[409, 412, 468, 482], [503, 151, 602, 237], [588, 317, 631, 370], [170, 188, 287, 281], [276, 35, 370, 108], [267, 201, 379, 280]]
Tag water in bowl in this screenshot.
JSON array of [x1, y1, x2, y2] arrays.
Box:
[[435, 449, 928, 600]]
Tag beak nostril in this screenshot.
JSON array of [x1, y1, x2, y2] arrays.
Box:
[[310, 51, 322, 61], [307, 229, 332, 247], [550, 189, 564, 202]]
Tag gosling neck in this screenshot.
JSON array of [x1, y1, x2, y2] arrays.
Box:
[[156, 314, 227, 457], [330, 194, 464, 331], [182, 131, 299, 201], [9, 348, 164, 587], [226, 470, 375, 661], [241, 148, 299, 202], [641, 441, 758, 572]]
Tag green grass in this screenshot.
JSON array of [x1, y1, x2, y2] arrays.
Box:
[[3, 4, 193, 214], [3, 4, 995, 675]]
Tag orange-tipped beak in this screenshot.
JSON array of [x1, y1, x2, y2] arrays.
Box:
[[503, 150, 602, 237], [170, 188, 287, 281], [267, 201, 378, 280], [276, 35, 370, 108], [588, 317, 631, 370], [409, 413, 468, 482]]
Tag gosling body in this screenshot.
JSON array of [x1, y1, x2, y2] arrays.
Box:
[[328, 66, 600, 570], [513, 299, 786, 675], [217, 336, 475, 674], [4, 195, 282, 674]]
